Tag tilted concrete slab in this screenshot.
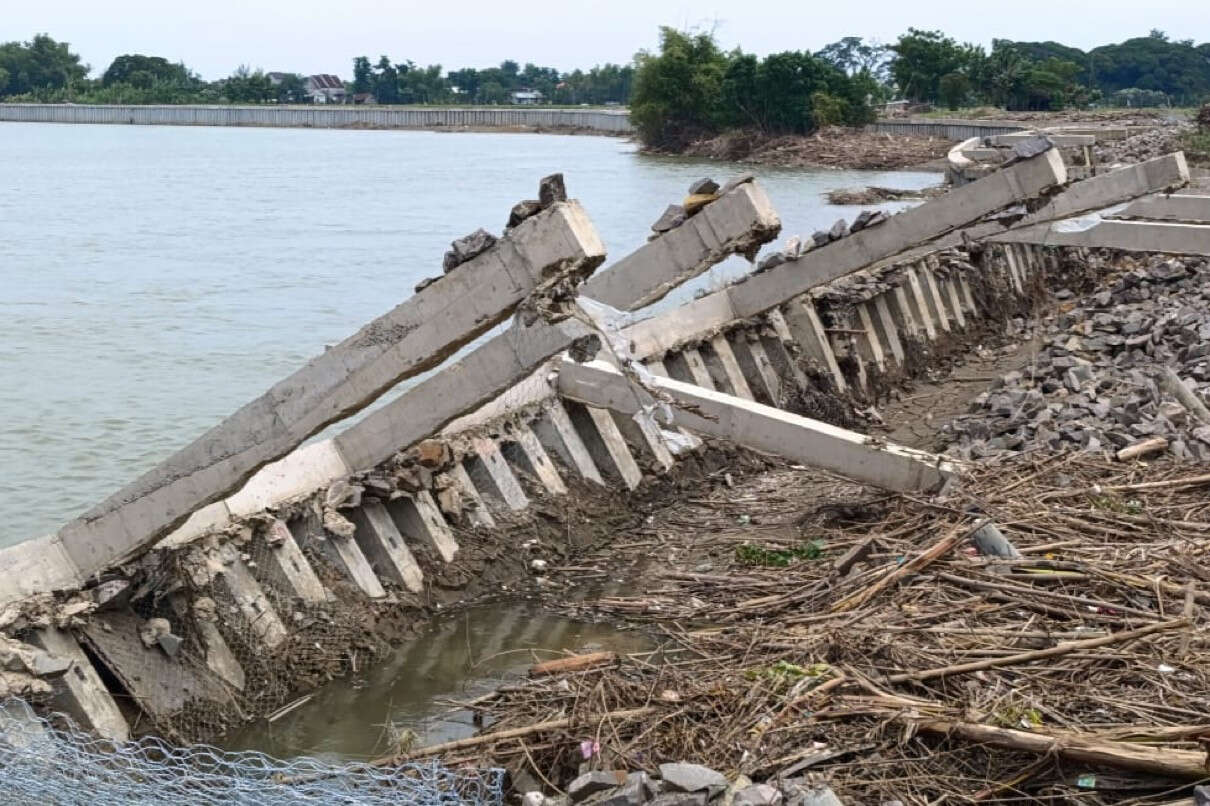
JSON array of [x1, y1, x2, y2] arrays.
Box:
[[581, 182, 779, 309], [990, 132, 1096, 148], [336, 183, 779, 475], [1109, 194, 1210, 224], [32, 628, 129, 742], [558, 360, 957, 493], [990, 218, 1210, 255], [725, 149, 1065, 318], [58, 201, 606, 578], [1019, 153, 1189, 227]]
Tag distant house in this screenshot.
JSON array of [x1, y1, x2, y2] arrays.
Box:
[[306, 74, 347, 104], [511, 89, 544, 105]]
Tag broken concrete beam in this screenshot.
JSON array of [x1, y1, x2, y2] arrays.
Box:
[[350, 501, 425, 593], [728, 333, 782, 405], [1109, 194, 1210, 224], [466, 437, 530, 512], [1020, 153, 1189, 227], [531, 400, 606, 486], [31, 628, 129, 741], [225, 439, 350, 519], [608, 410, 676, 472], [725, 149, 1065, 318], [581, 181, 779, 310], [623, 291, 737, 359], [991, 219, 1210, 256], [564, 401, 644, 490], [337, 183, 777, 478], [178, 595, 246, 691], [990, 132, 1096, 148], [386, 491, 460, 564], [558, 360, 957, 493], [58, 201, 606, 578], [260, 519, 327, 605], [0, 535, 84, 606], [322, 533, 387, 599]]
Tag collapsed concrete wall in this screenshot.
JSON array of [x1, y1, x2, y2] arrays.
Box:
[[4, 149, 1206, 746]]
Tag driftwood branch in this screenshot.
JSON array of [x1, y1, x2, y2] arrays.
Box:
[[916, 718, 1209, 779], [831, 521, 978, 612], [888, 619, 1188, 683]]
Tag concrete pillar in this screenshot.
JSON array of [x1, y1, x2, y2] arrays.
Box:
[[565, 401, 643, 490], [387, 491, 460, 564], [890, 284, 922, 340], [779, 298, 846, 393], [502, 424, 568, 496], [465, 437, 530, 512], [350, 501, 425, 593], [871, 295, 906, 366], [215, 544, 289, 649], [609, 410, 676, 472], [169, 592, 245, 691], [728, 332, 782, 405], [855, 303, 888, 372], [904, 268, 938, 340], [760, 310, 811, 392], [260, 519, 327, 605], [1002, 245, 1025, 294], [919, 263, 951, 334], [704, 335, 755, 399], [531, 400, 605, 486], [941, 275, 967, 329], [447, 464, 496, 528], [31, 628, 130, 742], [672, 348, 716, 390], [956, 273, 978, 314]]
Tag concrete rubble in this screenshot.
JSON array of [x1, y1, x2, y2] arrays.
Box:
[[529, 763, 843, 806], [944, 253, 1210, 461]]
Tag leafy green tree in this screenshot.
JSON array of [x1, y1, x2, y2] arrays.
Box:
[[816, 37, 891, 83], [0, 34, 88, 97], [102, 54, 195, 88], [938, 71, 970, 109], [352, 56, 373, 95], [630, 27, 729, 149], [890, 28, 980, 103]]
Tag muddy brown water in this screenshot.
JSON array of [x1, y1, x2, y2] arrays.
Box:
[[219, 601, 655, 760]]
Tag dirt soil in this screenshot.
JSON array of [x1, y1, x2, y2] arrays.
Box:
[[671, 127, 952, 171]]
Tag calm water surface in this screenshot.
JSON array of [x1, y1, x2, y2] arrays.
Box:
[[0, 122, 938, 547]]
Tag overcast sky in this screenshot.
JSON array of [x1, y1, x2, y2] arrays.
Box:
[[8, 0, 1209, 80]]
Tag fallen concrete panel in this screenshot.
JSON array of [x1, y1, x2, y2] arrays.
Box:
[[581, 182, 779, 309], [80, 609, 227, 721], [558, 361, 957, 493], [725, 149, 1065, 318], [1020, 153, 1189, 227], [337, 183, 779, 475], [990, 132, 1095, 147], [991, 219, 1210, 255], [1109, 194, 1210, 223], [59, 201, 606, 577]]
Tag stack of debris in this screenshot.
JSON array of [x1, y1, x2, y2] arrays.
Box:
[[945, 253, 1210, 461], [524, 763, 839, 806], [1094, 122, 1193, 166]]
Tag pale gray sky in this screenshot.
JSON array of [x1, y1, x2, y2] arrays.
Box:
[[9, 0, 1209, 80]]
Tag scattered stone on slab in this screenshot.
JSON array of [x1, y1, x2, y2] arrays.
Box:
[[509, 199, 543, 228], [414, 439, 450, 468], [414, 276, 439, 293], [157, 632, 183, 657], [138, 617, 172, 648], [734, 784, 783, 806], [689, 178, 720, 195], [539, 173, 568, 207], [652, 204, 687, 233], [829, 218, 849, 240], [443, 228, 498, 273], [683, 193, 720, 216], [719, 173, 755, 195]]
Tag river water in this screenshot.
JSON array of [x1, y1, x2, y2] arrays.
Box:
[[0, 122, 938, 548]]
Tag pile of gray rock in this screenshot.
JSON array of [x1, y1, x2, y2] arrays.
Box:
[[1093, 121, 1192, 166], [523, 763, 842, 806], [651, 176, 756, 235], [944, 254, 1210, 461]]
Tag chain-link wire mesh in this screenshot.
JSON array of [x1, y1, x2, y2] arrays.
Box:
[[0, 698, 504, 806]]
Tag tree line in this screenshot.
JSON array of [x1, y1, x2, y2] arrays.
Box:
[[0, 34, 633, 106], [2, 27, 1209, 122]]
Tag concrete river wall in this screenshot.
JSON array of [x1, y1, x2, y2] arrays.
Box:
[[0, 103, 633, 133]]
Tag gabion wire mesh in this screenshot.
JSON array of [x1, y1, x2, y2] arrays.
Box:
[[0, 699, 504, 806]]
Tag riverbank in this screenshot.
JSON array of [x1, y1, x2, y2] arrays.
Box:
[[656, 127, 952, 171]]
